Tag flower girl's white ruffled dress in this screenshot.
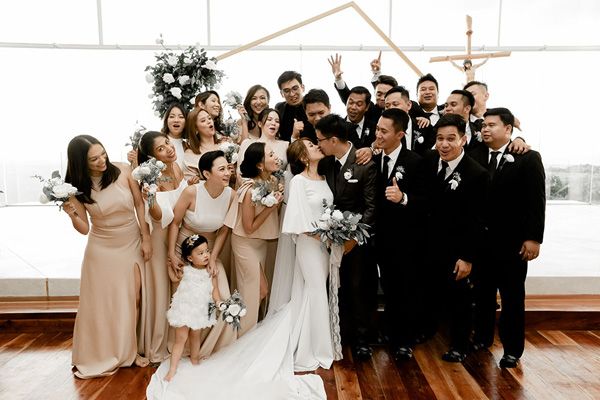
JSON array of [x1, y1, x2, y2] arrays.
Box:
[[167, 266, 216, 330]]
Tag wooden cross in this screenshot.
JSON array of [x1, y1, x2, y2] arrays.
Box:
[[430, 15, 510, 83]]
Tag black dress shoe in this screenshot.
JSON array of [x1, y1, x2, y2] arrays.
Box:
[[499, 354, 519, 368], [393, 346, 413, 361], [442, 348, 467, 363], [353, 345, 373, 360]]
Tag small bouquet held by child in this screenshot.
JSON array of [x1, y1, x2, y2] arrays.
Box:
[[214, 290, 247, 330], [33, 170, 81, 211], [132, 157, 167, 208], [311, 199, 370, 248]]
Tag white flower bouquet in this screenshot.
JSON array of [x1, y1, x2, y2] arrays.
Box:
[[218, 290, 247, 330], [126, 123, 147, 151], [221, 117, 240, 140], [250, 179, 279, 208], [132, 157, 167, 208], [222, 91, 249, 121], [219, 141, 240, 164], [311, 199, 370, 247], [145, 37, 225, 117], [33, 171, 81, 210]]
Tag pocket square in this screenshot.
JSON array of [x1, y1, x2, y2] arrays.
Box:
[[347, 179, 359, 183]]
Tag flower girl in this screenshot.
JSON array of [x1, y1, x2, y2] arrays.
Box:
[[165, 234, 221, 381]]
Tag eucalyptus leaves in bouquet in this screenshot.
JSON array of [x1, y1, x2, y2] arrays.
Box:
[[132, 157, 167, 208], [311, 199, 370, 247], [33, 170, 81, 210], [126, 123, 147, 151], [145, 36, 225, 117], [219, 141, 240, 164]]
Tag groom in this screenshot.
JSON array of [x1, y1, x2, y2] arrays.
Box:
[[316, 114, 378, 359]]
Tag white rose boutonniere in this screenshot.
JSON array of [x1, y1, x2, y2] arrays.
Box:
[[343, 168, 358, 183], [414, 131, 424, 144], [475, 131, 483, 142], [449, 172, 462, 190], [395, 166, 405, 181], [503, 154, 515, 163]]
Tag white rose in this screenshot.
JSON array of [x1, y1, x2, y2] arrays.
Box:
[[154, 111, 161, 117], [321, 213, 331, 221], [140, 166, 151, 175], [202, 59, 218, 70], [178, 75, 190, 85], [147, 184, 158, 195], [225, 315, 234, 323], [504, 154, 515, 163], [219, 302, 227, 311], [395, 171, 403, 180], [170, 87, 182, 99], [145, 73, 154, 83], [39, 194, 50, 204], [251, 188, 262, 202], [167, 55, 178, 67], [52, 183, 75, 199], [155, 37, 164, 45], [162, 73, 175, 84], [343, 171, 352, 180], [239, 308, 247, 317], [332, 210, 344, 221], [183, 57, 193, 65], [155, 160, 165, 169], [157, 94, 164, 101], [417, 136, 424, 144], [450, 180, 459, 190], [227, 304, 241, 316], [230, 153, 239, 164], [261, 194, 276, 208], [317, 220, 329, 230]]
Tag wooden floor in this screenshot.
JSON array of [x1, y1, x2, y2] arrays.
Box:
[[1, 329, 600, 400]]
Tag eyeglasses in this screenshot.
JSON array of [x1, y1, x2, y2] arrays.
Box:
[[316, 137, 331, 143], [281, 85, 301, 96]]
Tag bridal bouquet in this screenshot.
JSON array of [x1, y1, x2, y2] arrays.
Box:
[[218, 290, 247, 330], [132, 157, 167, 208], [311, 199, 370, 247], [219, 141, 240, 164], [220, 118, 240, 141], [33, 171, 81, 210], [126, 123, 147, 151], [250, 178, 279, 208], [145, 35, 225, 117], [222, 91, 249, 121]]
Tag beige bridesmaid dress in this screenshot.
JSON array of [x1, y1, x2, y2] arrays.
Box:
[[72, 165, 145, 379], [224, 179, 280, 336]]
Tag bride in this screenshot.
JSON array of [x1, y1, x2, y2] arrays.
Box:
[[147, 138, 336, 399]]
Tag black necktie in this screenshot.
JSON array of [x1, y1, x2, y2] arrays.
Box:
[[488, 151, 500, 178], [437, 160, 449, 181], [334, 160, 342, 179], [382, 155, 390, 181]]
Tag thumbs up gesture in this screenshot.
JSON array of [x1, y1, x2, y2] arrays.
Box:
[[292, 118, 304, 139], [385, 177, 404, 203]]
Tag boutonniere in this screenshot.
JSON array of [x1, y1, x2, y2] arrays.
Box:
[[364, 128, 370, 137], [503, 154, 514, 163], [449, 172, 461, 190], [414, 131, 424, 144], [395, 166, 405, 180], [343, 168, 358, 183], [475, 131, 483, 142]]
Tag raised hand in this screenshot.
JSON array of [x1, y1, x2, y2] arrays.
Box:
[[328, 53, 343, 80], [508, 137, 530, 154], [370, 50, 382, 73], [127, 149, 138, 168], [355, 147, 373, 165], [385, 177, 404, 203], [415, 116, 431, 129], [292, 118, 304, 139], [236, 104, 249, 122], [453, 259, 472, 280]]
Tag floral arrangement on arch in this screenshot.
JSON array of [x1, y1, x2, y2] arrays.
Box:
[[145, 35, 225, 117]]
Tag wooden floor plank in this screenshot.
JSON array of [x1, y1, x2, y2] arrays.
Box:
[[333, 347, 362, 400], [353, 352, 385, 400], [538, 330, 579, 346], [315, 366, 339, 400], [371, 347, 411, 400]]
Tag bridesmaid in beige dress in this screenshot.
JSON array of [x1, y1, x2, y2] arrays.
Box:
[[63, 135, 152, 379], [236, 84, 270, 143], [137, 131, 187, 363], [183, 108, 221, 182], [167, 150, 237, 358], [224, 142, 283, 336]]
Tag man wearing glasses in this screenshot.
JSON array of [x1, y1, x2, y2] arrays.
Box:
[[275, 71, 316, 142]]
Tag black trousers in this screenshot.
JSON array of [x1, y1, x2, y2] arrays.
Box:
[[377, 243, 421, 347], [474, 253, 528, 357], [339, 243, 378, 346]]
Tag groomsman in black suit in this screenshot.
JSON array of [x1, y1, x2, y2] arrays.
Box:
[[416, 74, 445, 125], [423, 113, 489, 362], [344, 86, 377, 164], [372, 108, 429, 360], [384, 86, 435, 155], [316, 114, 378, 359], [464, 81, 489, 131], [443, 89, 484, 153], [303, 89, 331, 129], [469, 107, 546, 368], [274, 71, 316, 142]]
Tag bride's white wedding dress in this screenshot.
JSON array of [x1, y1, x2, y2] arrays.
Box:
[[146, 174, 335, 399]]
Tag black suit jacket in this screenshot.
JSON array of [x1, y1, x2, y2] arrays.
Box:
[[409, 119, 435, 156], [319, 146, 377, 230], [274, 101, 316, 142], [469, 143, 546, 256], [373, 146, 428, 253], [334, 83, 382, 123], [347, 118, 377, 150], [425, 152, 489, 265]]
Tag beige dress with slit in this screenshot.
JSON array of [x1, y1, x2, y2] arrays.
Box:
[[224, 179, 280, 336], [72, 165, 145, 379]]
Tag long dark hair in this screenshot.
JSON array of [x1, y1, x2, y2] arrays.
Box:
[[257, 108, 281, 139], [243, 85, 270, 132], [65, 135, 121, 204], [239, 142, 266, 179], [138, 131, 168, 165], [161, 103, 188, 135]]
